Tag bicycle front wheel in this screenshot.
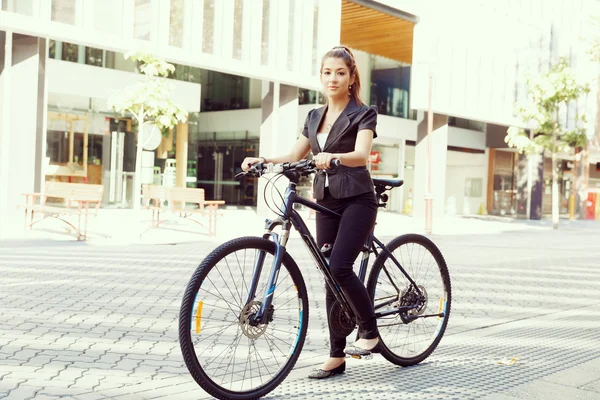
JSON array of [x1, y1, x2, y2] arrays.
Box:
[[179, 237, 309, 400], [367, 234, 451, 367]]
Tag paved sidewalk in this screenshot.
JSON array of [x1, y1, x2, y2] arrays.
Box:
[[1, 211, 600, 399], [1, 205, 572, 246]]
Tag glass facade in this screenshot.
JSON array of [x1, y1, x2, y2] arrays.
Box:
[[134, 0, 152, 41], [201, 70, 251, 111], [233, 0, 244, 59], [49, 40, 136, 72], [169, 0, 185, 48], [62, 42, 79, 62], [491, 150, 518, 216], [1, 0, 34, 15], [202, 0, 215, 54], [51, 0, 76, 25], [448, 117, 485, 131], [298, 89, 324, 105], [85, 47, 104, 67], [287, 0, 296, 70], [260, 0, 270, 65], [188, 130, 259, 204], [370, 55, 414, 119], [311, 2, 319, 75]]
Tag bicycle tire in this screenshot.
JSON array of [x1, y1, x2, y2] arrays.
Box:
[[179, 236, 309, 400], [366, 233, 451, 367]]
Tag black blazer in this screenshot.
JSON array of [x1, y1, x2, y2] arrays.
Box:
[[301, 98, 378, 200]]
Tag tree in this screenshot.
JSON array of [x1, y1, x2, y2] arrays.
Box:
[[108, 52, 188, 210], [505, 57, 590, 229]]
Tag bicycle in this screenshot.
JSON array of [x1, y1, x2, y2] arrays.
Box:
[[179, 159, 451, 400]]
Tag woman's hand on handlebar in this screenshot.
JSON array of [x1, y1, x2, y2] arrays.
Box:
[[313, 152, 338, 170], [241, 157, 264, 172]]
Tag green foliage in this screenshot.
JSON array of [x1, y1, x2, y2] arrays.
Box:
[[505, 57, 590, 155], [107, 52, 188, 135], [587, 16, 600, 63]]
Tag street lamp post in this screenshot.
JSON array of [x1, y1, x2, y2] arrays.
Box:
[[425, 72, 433, 234]]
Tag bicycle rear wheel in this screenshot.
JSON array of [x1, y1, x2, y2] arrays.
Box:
[[179, 237, 309, 400], [366, 234, 451, 367]]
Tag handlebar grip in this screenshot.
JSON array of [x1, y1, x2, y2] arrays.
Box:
[[331, 159, 341, 167]]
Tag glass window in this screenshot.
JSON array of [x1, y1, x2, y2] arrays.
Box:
[[51, 0, 76, 25], [311, 2, 319, 75], [261, 0, 270, 65], [448, 117, 485, 131], [62, 42, 79, 63], [201, 70, 250, 111], [233, 0, 244, 59], [49, 40, 57, 59], [134, 0, 152, 41], [287, 0, 295, 70], [85, 47, 104, 67], [202, 0, 215, 54], [169, 63, 202, 84], [298, 89, 324, 105], [369, 55, 414, 119], [2, 0, 34, 15], [169, 0, 185, 48]]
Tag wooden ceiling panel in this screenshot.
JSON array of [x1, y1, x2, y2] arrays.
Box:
[[340, 0, 415, 64]]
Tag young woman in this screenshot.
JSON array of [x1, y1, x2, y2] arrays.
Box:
[[241, 45, 379, 379]]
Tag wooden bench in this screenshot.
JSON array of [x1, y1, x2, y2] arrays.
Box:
[[142, 184, 167, 227], [146, 187, 225, 236], [23, 181, 104, 240]]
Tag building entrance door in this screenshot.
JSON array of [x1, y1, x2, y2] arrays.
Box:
[[194, 140, 258, 205]]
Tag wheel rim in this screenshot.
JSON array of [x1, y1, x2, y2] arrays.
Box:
[[187, 247, 304, 393], [374, 241, 448, 359]]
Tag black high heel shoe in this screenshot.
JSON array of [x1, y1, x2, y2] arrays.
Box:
[[307, 361, 346, 379]]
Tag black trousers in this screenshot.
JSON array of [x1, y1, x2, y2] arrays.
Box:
[[316, 188, 379, 358]]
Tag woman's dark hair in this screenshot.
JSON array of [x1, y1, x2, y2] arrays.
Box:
[[320, 45, 363, 106]]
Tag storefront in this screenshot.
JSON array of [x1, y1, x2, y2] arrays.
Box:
[[489, 149, 519, 216], [44, 102, 138, 207], [488, 148, 576, 218]]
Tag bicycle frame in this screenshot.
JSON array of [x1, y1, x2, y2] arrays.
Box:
[[247, 179, 424, 326]]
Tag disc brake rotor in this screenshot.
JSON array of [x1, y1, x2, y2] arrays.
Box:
[[401, 285, 428, 316], [239, 301, 270, 339]]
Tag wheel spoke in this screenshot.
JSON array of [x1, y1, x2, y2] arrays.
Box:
[[180, 240, 307, 395], [369, 236, 450, 365]]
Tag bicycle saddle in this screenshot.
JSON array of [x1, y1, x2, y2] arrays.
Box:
[[372, 178, 404, 189]]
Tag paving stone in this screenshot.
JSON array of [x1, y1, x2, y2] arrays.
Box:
[[2, 229, 600, 399], [3, 385, 40, 400]]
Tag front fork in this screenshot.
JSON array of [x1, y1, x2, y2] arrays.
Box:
[[245, 218, 291, 326]]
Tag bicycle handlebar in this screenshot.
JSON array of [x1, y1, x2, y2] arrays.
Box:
[[236, 159, 340, 179]]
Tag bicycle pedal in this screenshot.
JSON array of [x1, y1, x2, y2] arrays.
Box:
[[350, 354, 373, 360]]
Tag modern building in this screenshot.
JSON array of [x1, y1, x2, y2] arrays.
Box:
[[1, 0, 599, 239]]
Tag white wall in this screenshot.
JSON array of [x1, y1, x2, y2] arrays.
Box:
[[376, 114, 418, 144], [410, 0, 600, 130], [410, 2, 528, 127], [447, 126, 486, 150], [196, 108, 262, 137], [46, 59, 201, 112], [445, 151, 488, 216]]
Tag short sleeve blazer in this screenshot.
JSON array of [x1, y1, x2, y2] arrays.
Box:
[[301, 98, 378, 200]]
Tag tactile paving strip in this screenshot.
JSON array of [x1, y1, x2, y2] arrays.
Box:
[[272, 310, 600, 399]]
